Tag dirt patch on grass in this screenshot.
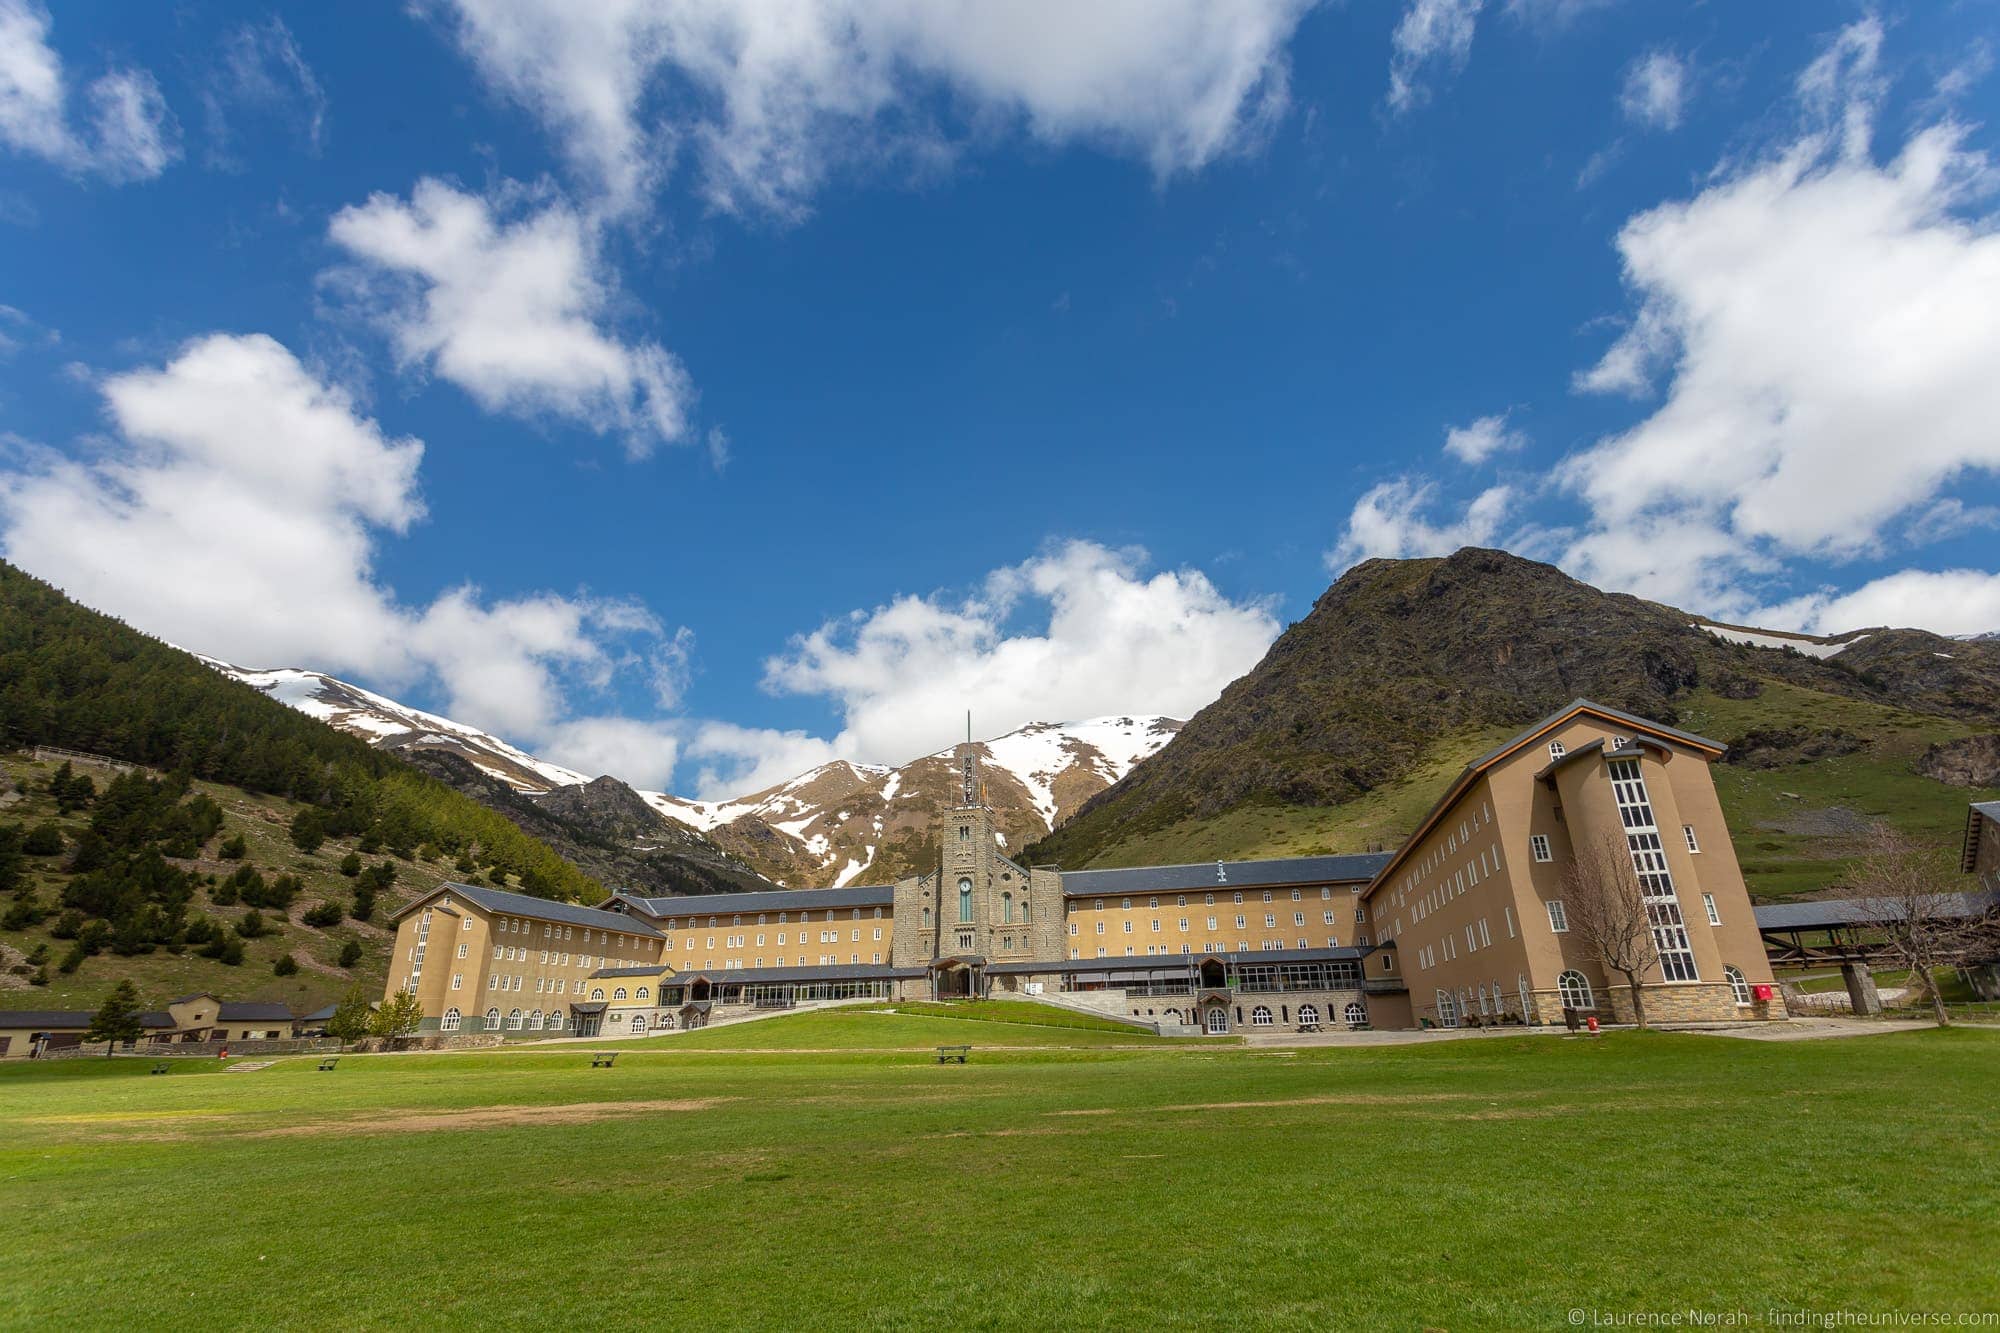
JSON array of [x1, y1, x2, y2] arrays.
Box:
[[249, 1097, 732, 1138], [1049, 1091, 1536, 1117]]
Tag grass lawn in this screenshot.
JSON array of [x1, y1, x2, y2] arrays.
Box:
[[4, 1012, 1999, 1330]]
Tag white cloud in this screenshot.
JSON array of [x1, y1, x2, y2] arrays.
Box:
[[1328, 480, 1513, 571], [1387, 0, 1483, 115], [1620, 49, 1687, 131], [537, 717, 683, 790], [202, 17, 328, 167], [327, 178, 693, 455], [1756, 569, 2000, 639], [0, 0, 178, 180], [748, 540, 1279, 783], [681, 722, 844, 800], [433, 0, 1314, 216], [0, 332, 686, 778], [1442, 412, 1525, 463]]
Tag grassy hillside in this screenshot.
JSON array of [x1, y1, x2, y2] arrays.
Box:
[[1068, 683, 1996, 902], [0, 751, 445, 1014]]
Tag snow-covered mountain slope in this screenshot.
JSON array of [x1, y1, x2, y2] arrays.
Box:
[[198, 653, 1180, 889], [644, 717, 1184, 888], [1688, 620, 1871, 660], [197, 657, 591, 792]]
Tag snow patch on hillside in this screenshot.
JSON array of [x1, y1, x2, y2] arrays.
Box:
[[1691, 623, 1862, 660]]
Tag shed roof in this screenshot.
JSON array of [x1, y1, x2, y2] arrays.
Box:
[[1753, 889, 2000, 932]]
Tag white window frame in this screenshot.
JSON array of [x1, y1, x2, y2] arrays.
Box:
[[1531, 834, 1552, 863], [1547, 899, 1568, 933]]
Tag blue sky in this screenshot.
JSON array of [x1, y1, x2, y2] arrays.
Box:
[[3, 1, 1998, 797]]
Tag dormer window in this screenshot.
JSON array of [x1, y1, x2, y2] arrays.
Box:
[[1548, 740, 1566, 759]]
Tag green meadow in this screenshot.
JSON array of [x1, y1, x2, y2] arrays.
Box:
[[3, 1009, 1998, 1331]]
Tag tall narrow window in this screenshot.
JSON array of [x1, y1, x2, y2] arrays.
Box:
[[958, 878, 973, 923], [1547, 900, 1569, 933], [1703, 893, 1721, 926], [1683, 824, 1701, 853], [1001, 892, 1014, 924], [1608, 759, 1699, 982]]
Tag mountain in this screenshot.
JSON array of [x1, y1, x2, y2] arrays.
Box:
[[1027, 548, 2000, 899], [199, 658, 773, 896], [195, 660, 592, 793], [647, 717, 1182, 887], [201, 656, 1179, 889], [392, 753, 776, 898]]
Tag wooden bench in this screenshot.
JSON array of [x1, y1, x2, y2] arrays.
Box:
[[1296, 1023, 1321, 1034], [591, 1052, 618, 1069], [935, 1045, 971, 1064], [150, 1061, 171, 1074], [317, 1057, 339, 1071]]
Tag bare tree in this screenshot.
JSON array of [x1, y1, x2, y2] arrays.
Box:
[[1847, 823, 1978, 1028], [1562, 832, 1661, 1028]]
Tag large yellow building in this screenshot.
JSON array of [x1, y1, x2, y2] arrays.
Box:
[[383, 702, 1785, 1036]]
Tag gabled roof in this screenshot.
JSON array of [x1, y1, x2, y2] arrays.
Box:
[[1059, 854, 1391, 898], [0, 1010, 174, 1030], [394, 882, 663, 938], [1363, 699, 1724, 898], [606, 884, 895, 920], [1963, 801, 2000, 875], [169, 992, 218, 1005], [215, 1001, 296, 1022]]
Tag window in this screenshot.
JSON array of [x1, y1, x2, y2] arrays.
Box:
[[1435, 990, 1460, 1029], [506, 1008, 524, 1030], [1264, 914, 1276, 929], [590, 988, 605, 1001], [1726, 965, 1752, 1006], [1344, 1002, 1367, 1027], [1703, 893, 1721, 926], [1547, 900, 1568, 933], [1250, 1005, 1273, 1027], [1557, 970, 1593, 1011], [1531, 834, 1552, 863], [441, 1007, 461, 1032], [1548, 740, 1566, 759], [457, 943, 467, 958], [1684, 824, 1701, 853], [483, 1007, 500, 1029], [630, 1014, 648, 1034], [528, 1010, 544, 1030], [451, 974, 462, 991], [547, 1010, 564, 1031], [613, 987, 628, 1001], [636, 986, 650, 1001], [1608, 758, 1700, 981], [1297, 1004, 1319, 1027], [1002, 892, 1014, 924], [958, 878, 973, 923]]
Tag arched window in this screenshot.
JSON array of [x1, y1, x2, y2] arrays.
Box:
[[1343, 1002, 1367, 1028], [528, 1010, 543, 1030], [1557, 970, 1594, 1011], [1162, 1009, 1182, 1024], [630, 1014, 648, 1034], [1435, 990, 1460, 1029], [547, 1010, 564, 1031], [636, 986, 649, 1001], [1251, 1005, 1273, 1027], [1725, 965, 1752, 1006], [922, 907, 932, 928], [1297, 1004, 1319, 1027], [483, 1006, 500, 1030], [958, 878, 973, 923], [613, 987, 628, 1000], [1001, 892, 1014, 924], [590, 988, 605, 1001], [506, 1008, 523, 1030], [441, 1007, 461, 1032]]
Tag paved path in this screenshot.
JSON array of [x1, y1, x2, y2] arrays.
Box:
[[1685, 1016, 1942, 1042]]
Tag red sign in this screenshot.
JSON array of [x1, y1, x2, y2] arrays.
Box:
[[1752, 984, 1774, 1001]]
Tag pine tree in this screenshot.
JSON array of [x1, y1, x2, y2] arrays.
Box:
[[273, 953, 299, 976], [326, 987, 374, 1046], [84, 980, 145, 1056], [370, 989, 424, 1039], [337, 939, 362, 968], [289, 808, 325, 854]]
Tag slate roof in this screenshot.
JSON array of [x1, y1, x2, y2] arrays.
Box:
[[1753, 890, 2000, 932], [588, 965, 673, 979], [394, 883, 663, 938], [215, 1001, 297, 1022], [1059, 854, 1391, 898], [607, 884, 896, 920], [0, 1010, 173, 1030]]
